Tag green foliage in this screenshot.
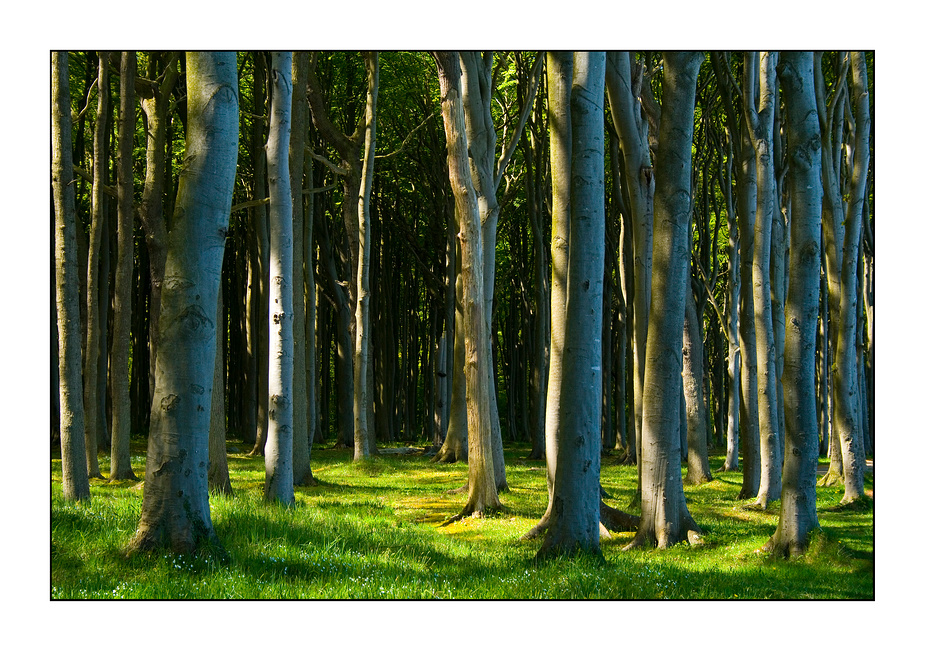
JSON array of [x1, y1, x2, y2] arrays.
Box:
[[51, 440, 872, 599]]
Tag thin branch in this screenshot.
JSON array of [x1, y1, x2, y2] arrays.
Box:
[[304, 143, 347, 176], [375, 110, 439, 160], [494, 51, 544, 191]]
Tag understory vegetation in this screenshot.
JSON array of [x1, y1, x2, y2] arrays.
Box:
[[51, 439, 873, 600]]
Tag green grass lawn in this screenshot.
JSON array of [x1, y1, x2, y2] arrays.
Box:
[[51, 438, 873, 599]]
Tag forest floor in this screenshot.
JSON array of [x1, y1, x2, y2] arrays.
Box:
[[51, 437, 874, 599]]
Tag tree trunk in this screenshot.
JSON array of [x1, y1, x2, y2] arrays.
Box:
[[764, 51, 823, 557], [83, 52, 108, 480], [264, 52, 295, 505], [110, 51, 137, 481], [130, 52, 239, 554], [682, 274, 713, 485], [720, 139, 741, 472], [208, 284, 232, 495], [290, 52, 316, 486], [354, 52, 379, 461], [833, 52, 870, 505], [435, 51, 502, 519], [537, 51, 606, 560], [53, 51, 92, 502], [626, 51, 704, 550], [750, 52, 783, 508]]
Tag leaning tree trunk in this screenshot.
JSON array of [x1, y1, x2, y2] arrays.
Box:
[[129, 52, 239, 554], [833, 51, 870, 505], [110, 51, 138, 481], [764, 50, 823, 557], [264, 51, 295, 506], [537, 51, 606, 560], [435, 51, 502, 520], [720, 142, 741, 472], [53, 51, 92, 503], [83, 51, 108, 480], [626, 51, 704, 550]]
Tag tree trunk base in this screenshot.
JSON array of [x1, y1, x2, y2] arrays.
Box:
[[718, 460, 739, 472], [818, 470, 842, 487]]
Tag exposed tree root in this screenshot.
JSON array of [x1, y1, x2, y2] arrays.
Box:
[[599, 501, 639, 532], [718, 460, 738, 472], [440, 504, 507, 527], [818, 470, 843, 487], [617, 450, 637, 466]]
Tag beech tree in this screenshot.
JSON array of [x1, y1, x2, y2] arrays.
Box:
[[626, 51, 704, 550], [110, 51, 138, 481], [435, 50, 502, 520], [53, 51, 92, 503], [130, 52, 239, 553], [764, 50, 824, 556], [536, 51, 607, 559]]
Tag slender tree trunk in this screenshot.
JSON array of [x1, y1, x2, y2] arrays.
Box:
[[53, 51, 92, 502], [626, 51, 704, 550], [208, 284, 232, 494], [354, 52, 379, 461], [130, 52, 239, 554], [750, 52, 783, 508], [537, 51, 606, 560], [765, 51, 823, 557], [435, 51, 502, 520], [682, 274, 713, 485], [83, 52, 108, 480], [110, 51, 137, 481], [833, 52, 870, 504], [721, 142, 741, 472], [290, 52, 316, 486], [264, 52, 295, 505]]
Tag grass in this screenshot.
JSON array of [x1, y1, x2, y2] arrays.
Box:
[[51, 437, 873, 599]]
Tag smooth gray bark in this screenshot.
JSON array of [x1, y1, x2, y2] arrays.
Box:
[[130, 52, 239, 553], [765, 51, 823, 557], [53, 51, 92, 502], [537, 52, 606, 560], [626, 51, 704, 550], [110, 51, 138, 481], [264, 51, 295, 505], [435, 51, 502, 519], [208, 285, 232, 494]]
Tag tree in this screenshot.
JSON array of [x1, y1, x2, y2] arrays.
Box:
[[434, 51, 502, 520], [626, 51, 704, 550], [83, 51, 108, 480], [264, 51, 295, 505], [353, 52, 379, 460], [536, 51, 607, 560], [764, 50, 824, 557], [53, 51, 92, 503], [110, 51, 138, 481], [832, 51, 870, 505], [130, 52, 239, 553]]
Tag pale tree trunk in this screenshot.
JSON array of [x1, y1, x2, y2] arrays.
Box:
[[130, 52, 239, 554], [53, 51, 92, 502], [290, 52, 316, 486], [626, 51, 704, 550], [720, 142, 741, 472], [353, 52, 378, 461], [605, 51, 655, 467], [833, 51, 870, 504], [110, 51, 137, 481], [83, 52, 108, 480], [264, 52, 295, 505], [138, 53, 179, 409], [435, 51, 502, 520], [748, 52, 782, 508], [682, 274, 713, 485], [537, 51, 606, 560], [522, 51, 571, 538], [208, 284, 232, 495], [764, 50, 823, 557]]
